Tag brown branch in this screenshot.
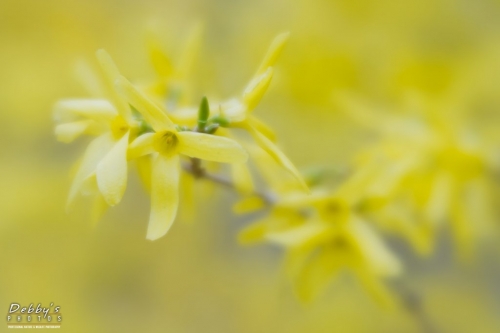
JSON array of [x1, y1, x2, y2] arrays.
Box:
[[393, 282, 438, 333], [182, 158, 277, 205]]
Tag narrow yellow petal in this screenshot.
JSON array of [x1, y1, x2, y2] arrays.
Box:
[[67, 133, 115, 210], [266, 222, 330, 247], [74, 59, 104, 98], [90, 192, 109, 227], [96, 131, 130, 206], [147, 154, 180, 240], [146, 31, 174, 78], [128, 133, 155, 160], [80, 172, 99, 196], [115, 75, 175, 132], [353, 266, 397, 308], [177, 132, 248, 163], [424, 172, 453, 226], [334, 166, 377, 205], [55, 120, 94, 143], [243, 67, 273, 113], [233, 196, 266, 214], [176, 23, 203, 81], [136, 155, 152, 194], [230, 163, 254, 194], [96, 49, 122, 86], [179, 171, 195, 223], [376, 206, 432, 256], [248, 115, 276, 141], [53, 99, 117, 122], [294, 248, 343, 303], [246, 125, 309, 192], [238, 220, 268, 245], [95, 49, 132, 121], [256, 32, 290, 75], [350, 217, 401, 277]]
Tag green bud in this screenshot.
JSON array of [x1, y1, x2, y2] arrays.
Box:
[[197, 96, 210, 131], [175, 125, 190, 132], [205, 123, 220, 134], [209, 115, 230, 127]]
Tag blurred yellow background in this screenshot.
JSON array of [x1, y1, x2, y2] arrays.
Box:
[[1, 0, 500, 332]]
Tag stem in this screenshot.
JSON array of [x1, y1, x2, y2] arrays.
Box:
[[182, 158, 277, 205], [393, 282, 438, 333]]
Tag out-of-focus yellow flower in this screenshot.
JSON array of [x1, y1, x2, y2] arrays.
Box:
[[162, 32, 308, 192], [224, 33, 308, 192], [239, 175, 401, 305], [144, 24, 203, 106], [116, 76, 248, 240], [232, 144, 313, 214], [338, 92, 498, 258], [54, 50, 137, 214]]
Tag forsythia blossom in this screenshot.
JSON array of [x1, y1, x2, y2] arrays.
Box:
[[337, 92, 498, 257], [239, 164, 401, 305], [54, 32, 306, 241], [54, 50, 137, 216], [117, 77, 248, 240]]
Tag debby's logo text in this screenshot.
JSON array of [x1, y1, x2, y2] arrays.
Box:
[[6, 303, 62, 329]]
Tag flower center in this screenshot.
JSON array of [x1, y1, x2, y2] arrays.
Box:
[[110, 115, 129, 139], [154, 131, 179, 156], [319, 198, 350, 224]]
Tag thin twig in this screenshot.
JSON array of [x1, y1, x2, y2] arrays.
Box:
[[393, 282, 438, 333], [182, 158, 277, 205]]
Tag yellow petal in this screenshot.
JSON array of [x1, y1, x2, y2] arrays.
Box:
[[256, 32, 289, 75], [266, 222, 331, 248], [80, 172, 99, 196], [115, 75, 175, 132], [55, 120, 94, 143], [177, 132, 248, 163], [353, 265, 397, 308], [233, 196, 266, 214], [230, 163, 254, 194], [350, 217, 401, 277], [74, 59, 104, 98], [248, 115, 276, 141], [96, 49, 121, 85], [246, 124, 309, 192], [136, 155, 152, 194], [95, 49, 132, 121], [128, 133, 156, 159], [147, 154, 180, 240], [90, 192, 109, 227], [243, 67, 273, 113], [238, 219, 268, 245], [96, 131, 130, 206], [179, 171, 195, 223], [146, 31, 174, 78], [67, 133, 115, 210], [294, 247, 343, 303], [376, 206, 432, 256], [176, 23, 203, 81], [424, 172, 453, 226], [53, 99, 117, 122]]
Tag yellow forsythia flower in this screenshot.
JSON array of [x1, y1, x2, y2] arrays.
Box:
[[116, 76, 248, 240], [54, 50, 137, 213]]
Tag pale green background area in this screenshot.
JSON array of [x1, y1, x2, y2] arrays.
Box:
[[1, 0, 500, 332]]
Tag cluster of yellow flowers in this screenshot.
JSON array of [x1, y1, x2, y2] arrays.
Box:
[[54, 31, 306, 239], [53, 30, 498, 305]]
